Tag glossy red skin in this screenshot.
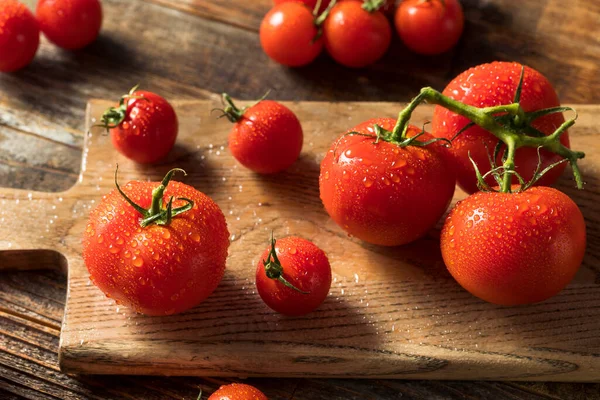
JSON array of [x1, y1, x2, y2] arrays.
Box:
[[320, 118, 456, 246], [260, 3, 323, 67], [431, 62, 570, 194], [0, 0, 39, 72], [256, 237, 332, 316], [441, 186, 586, 305], [36, 0, 102, 50], [323, 0, 392, 68], [208, 383, 268, 400], [395, 0, 463, 55], [82, 180, 229, 316], [110, 90, 178, 164], [229, 100, 303, 174], [273, 0, 331, 13]]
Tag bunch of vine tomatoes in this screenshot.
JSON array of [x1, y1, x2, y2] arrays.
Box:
[[260, 0, 464, 68]]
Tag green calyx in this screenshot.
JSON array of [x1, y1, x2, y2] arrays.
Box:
[[263, 233, 309, 294], [114, 166, 194, 228], [96, 85, 146, 133], [214, 91, 270, 123], [362, 0, 386, 12]]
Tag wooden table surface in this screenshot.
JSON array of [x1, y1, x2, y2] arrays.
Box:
[[1, 0, 599, 398]]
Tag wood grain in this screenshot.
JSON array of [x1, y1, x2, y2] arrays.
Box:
[[1, 100, 599, 382]]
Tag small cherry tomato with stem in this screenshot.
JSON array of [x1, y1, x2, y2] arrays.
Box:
[[208, 383, 268, 400], [256, 234, 332, 316], [0, 0, 40, 72], [217, 93, 303, 174], [36, 0, 102, 50], [395, 0, 464, 55], [98, 86, 178, 164]]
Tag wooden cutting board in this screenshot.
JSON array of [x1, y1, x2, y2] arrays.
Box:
[[1, 100, 599, 382]]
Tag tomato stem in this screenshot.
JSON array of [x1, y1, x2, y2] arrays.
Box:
[[95, 85, 147, 133], [362, 0, 386, 12], [263, 233, 309, 294], [215, 92, 270, 123]]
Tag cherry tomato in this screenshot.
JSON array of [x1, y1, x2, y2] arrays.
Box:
[[260, 2, 323, 67], [320, 118, 456, 246], [441, 186, 586, 305], [82, 168, 230, 316], [208, 383, 267, 400], [256, 235, 332, 316], [222, 94, 303, 174], [323, 0, 392, 68], [36, 0, 102, 50], [99, 87, 178, 164], [395, 0, 463, 55], [431, 62, 570, 194], [273, 0, 331, 14], [0, 0, 40, 72]]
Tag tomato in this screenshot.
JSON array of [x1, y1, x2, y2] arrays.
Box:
[[256, 235, 332, 316], [99, 87, 178, 164], [441, 186, 586, 305], [0, 0, 39, 72], [273, 0, 331, 13], [395, 0, 463, 55], [82, 168, 229, 316], [431, 62, 570, 194], [222, 94, 303, 174], [323, 0, 392, 68], [320, 118, 455, 246], [208, 383, 267, 400], [260, 2, 323, 67], [36, 0, 102, 50]]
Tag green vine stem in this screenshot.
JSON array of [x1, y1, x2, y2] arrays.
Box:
[[214, 91, 270, 123], [263, 233, 309, 294], [96, 85, 147, 133], [362, 0, 386, 12]]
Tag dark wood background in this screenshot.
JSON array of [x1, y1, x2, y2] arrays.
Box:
[[1, 0, 599, 398]]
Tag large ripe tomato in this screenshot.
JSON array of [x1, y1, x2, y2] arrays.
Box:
[[323, 0, 392, 68], [260, 2, 323, 67], [36, 0, 102, 50], [223, 94, 303, 174], [441, 186, 586, 305], [320, 118, 456, 246], [395, 0, 464, 55], [0, 0, 40, 72], [99, 87, 178, 164], [273, 0, 331, 13], [256, 235, 332, 316], [431, 62, 570, 194], [208, 383, 267, 400], [82, 169, 230, 316]]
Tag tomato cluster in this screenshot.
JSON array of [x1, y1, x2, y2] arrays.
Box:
[[0, 0, 102, 72]]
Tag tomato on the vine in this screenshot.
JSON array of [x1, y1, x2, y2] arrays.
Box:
[[208, 383, 267, 400], [0, 0, 40, 72], [220, 93, 303, 174], [36, 0, 102, 50], [441, 186, 586, 305], [323, 0, 392, 68], [431, 62, 570, 194], [395, 0, 463, 55], [99, 86, 178, 164], [260, 2, 323, 67], [320, 118, 456, 246], [256, 235, 331, 316], [82, 168, 230, 316]]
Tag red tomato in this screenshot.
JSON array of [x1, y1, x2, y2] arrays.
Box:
[[256, 236, 332, 316], [208, 383, 267, 400], [323, 0, 392, 68], [82, 169, 230, 316], [320, 118, 456, 246], [441, 186, 586, 305], [0, 0, 39, 72], [431, 62, 570, 194], [36, 0, 102, 50], [99, 87, 178, 164], [273, 0, 331, 13], [260, 2, 323, 67], [224, 94, 303, 174], [395, 0, 463, 55]]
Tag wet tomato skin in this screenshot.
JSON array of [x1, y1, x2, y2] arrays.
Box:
[[82, 180, 229, 316], [229, 100, 303, 174], [441, 186, 586, 305], [208, 383, 267, 400], [36, 0, 102, 50], [256, 237, 332, 316], [0, 0, 40, 72], [110, 90, 178, 164], [320, 118, 456, 246], [431, 62, 570, 194]]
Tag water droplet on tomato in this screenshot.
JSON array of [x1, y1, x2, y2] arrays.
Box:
[[124, 250, 132, 258], [363, 177, 373, 188], [390, 174, 400, 183], [406, 167, 416, 175], [324, 171, 330, 180], [109, 245, 119, 254], [391, 158, 407, 169], [466, 220, 473, 228], [190, 232, 201, 242], [130, 240, 138, 248], [132, 257, 144, 267], [97, 235, 104, 243], [289, 247, 297, 255], [382, 176, 391, 186]]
